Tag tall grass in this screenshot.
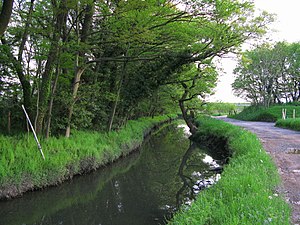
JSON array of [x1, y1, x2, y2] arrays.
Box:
[[169, 117, 291, 225], [0, 114, 176, 198], [276, 118, 300, 131]]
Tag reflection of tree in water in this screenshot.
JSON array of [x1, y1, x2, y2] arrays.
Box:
[[176, 141, 224, 209]]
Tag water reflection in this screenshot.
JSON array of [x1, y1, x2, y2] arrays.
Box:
[[0, 124, 227, 225], [176, 141, 224, 209]]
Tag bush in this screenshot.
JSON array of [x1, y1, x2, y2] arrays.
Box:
[[255, 112, 278, 122]]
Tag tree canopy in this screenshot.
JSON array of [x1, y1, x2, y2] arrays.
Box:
[[233, 42, 300, 107], [0, 0, 272, 135]]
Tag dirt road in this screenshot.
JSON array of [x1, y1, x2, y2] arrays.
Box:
[[217, 117, 300, 224]]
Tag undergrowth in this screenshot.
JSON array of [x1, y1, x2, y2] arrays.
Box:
[[0, 114, 176, 198], [169, 117, 291, 225]]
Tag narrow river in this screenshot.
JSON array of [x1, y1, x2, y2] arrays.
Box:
[[0, 123, 226, 225]]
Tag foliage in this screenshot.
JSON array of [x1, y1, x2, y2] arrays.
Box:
[[233, 42, 300, 106], [0, 114, 176, 198], [230, 104, 300, 122], [0, 0, 273, 136], [276, 118, 300, 131], [169, 117, 291, 225]]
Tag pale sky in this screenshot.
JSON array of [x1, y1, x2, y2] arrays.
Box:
[[209, 0, 300, 103]]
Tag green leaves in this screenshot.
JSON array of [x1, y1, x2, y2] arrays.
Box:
[[0, 0, 273, 135], [233, 42, 300, 105]]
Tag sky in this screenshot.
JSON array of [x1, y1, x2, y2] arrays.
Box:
[[209, 0, 300, 103]]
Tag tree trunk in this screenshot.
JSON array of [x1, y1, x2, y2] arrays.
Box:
[[7, 111, 11, 134], [65, 2, 94, 137], [178, 81, 198, 135], [36, 0, 67, 135], [65, 67, 85, 137], [1, 38, 32, 114], [35, 40, 59, 134], [0, 0, 14, 36], [107, 79, 122, 132], [46, 62, 60, 139], [17, 0, 35, 61], [107, 58, 129, 132], [179, 99, 197, 135]]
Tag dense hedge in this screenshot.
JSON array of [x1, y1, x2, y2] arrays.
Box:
[[169, 117, 290, 225]]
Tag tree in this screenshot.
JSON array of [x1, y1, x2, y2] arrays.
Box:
[[281, 42, 300, 102], [0, 0, 273, 136], [163, 63, 217, 134], [233, 42, 300, 105], [156, 0, 273, 133], [65, 0, 95, 137], [35, 0, 69, 134]]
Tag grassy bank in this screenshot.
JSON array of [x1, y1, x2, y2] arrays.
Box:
[[169, 117, 290, 225], [0, 114, 176, 199], [0, 150, 140, 225], [276, 118, 300, 131], [230, 105, 300, 122]]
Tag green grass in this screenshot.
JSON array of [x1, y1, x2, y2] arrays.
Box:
[[169, 117, 291, 225], [1, 150, 140, 225], [0, 114, 176, 198], [230, 105, 300, 122], [276, 118, 300, 131]]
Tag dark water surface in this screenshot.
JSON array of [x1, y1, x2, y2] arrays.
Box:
[[0, 124, 225, 225]]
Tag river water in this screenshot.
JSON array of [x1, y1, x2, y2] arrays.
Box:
[[0, 123, 226, 225]]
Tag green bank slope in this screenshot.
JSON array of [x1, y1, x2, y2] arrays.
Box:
[[169, 117, 290, 225], [0, 115, 176, 199], [230, 105, 300, 122]]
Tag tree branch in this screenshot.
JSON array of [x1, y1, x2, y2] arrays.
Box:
[[87, 55, 159, 64], [0, 0, 14, 37]]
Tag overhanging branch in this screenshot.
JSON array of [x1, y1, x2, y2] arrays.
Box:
[[87, 55, 160, 64]]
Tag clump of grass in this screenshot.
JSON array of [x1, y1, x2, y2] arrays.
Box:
[[169, 117, 291, 225], [230, 105, 300, 122], [276, 118, 300, 131], [0, 114, 176, 198]]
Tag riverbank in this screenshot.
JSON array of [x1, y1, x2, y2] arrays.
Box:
[[0, 114, 176, 199], [169, 117, 291, 224]]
